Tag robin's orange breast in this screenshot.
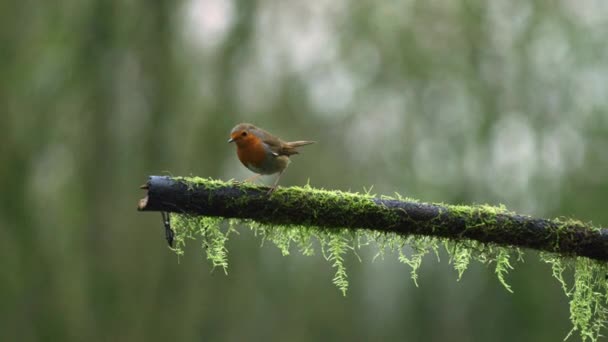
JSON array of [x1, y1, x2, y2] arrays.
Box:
[[236, 137, 268, 171]]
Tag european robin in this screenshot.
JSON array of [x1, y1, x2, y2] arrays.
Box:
[[228, 123, 315, 193]]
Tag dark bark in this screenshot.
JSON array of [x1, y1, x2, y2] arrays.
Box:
[[138, 176, 608, 261]]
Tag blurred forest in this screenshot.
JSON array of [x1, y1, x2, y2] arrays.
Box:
[[2, 0, 608, 341]]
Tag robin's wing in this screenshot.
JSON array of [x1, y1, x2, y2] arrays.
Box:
[[252, 127, 314, 156], [263, 137, 292, 156], [249, 127, 283, 155]]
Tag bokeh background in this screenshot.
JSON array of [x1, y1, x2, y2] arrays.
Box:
[[2, 0, 608, 341]]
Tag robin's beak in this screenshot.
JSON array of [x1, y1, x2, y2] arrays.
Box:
[[228, 137, 235, 143]]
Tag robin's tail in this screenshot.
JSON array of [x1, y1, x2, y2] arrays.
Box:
[[286, 140, 315, 148], [281, 140, 315, 155]]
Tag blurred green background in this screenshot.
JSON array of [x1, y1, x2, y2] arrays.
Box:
[[2, 0, 608, 341]]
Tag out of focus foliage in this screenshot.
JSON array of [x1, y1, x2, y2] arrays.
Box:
[[2, 1, 607, 341]]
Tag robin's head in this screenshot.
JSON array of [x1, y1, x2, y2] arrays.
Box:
[[228, 123, 259, 147]]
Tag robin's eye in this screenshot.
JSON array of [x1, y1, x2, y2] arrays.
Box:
[[241, 131, 248, 137]]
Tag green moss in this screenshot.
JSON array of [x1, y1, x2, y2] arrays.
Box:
[[172, 214, 229, 273], [394, 235, 438, 287], [174, 176, 234, 191], [494, 247, 515, 293], [540, 252, 569, 293], [539, 254, 608, 342], [166, 177, 608, 341], [325, 229, 350, 296], [447, 240, 473, 280]]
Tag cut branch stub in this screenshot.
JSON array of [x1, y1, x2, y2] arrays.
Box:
[[138, 176, 608, 261]]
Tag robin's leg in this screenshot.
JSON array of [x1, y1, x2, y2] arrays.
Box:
[[267, 171, 284, 194]]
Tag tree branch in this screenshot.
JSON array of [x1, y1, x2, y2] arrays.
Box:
[[138, 176, 608, 261]]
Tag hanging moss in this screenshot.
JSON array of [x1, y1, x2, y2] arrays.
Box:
[[172, 215, 229, 273], [160, 176, 608, 342]]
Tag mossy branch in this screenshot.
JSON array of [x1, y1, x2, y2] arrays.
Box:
[[138, 176, 608, 261]]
